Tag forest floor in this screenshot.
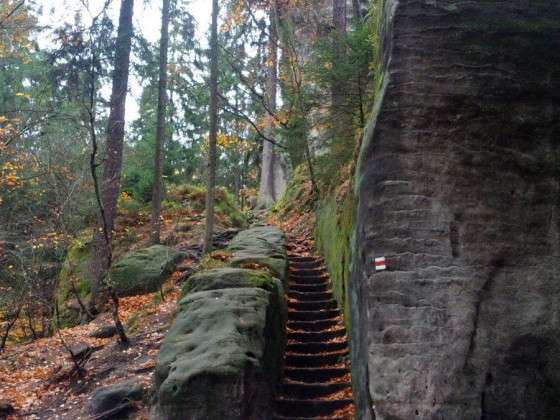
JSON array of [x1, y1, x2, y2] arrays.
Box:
[[0, 271, 188, 420], [0, 183, 314, 419], [0, 186, 249, 419]]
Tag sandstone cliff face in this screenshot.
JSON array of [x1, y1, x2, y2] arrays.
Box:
[[350, 1, 560, 419]]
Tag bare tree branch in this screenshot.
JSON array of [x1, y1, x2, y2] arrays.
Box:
[[0, 1, 25, 29]]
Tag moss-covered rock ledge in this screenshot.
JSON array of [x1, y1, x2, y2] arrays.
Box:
[[152, 226, 287, 420]]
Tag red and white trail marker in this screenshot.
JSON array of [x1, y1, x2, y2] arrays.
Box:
[[375, 257, 386, 271]]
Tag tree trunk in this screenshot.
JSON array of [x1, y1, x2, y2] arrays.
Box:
[[203, 0, 219, 254], [331, 0, 348, 143], [0, 306, 21, 352], [257, 1, 286, 208], [352, 0, 363, 21], [89, 0, 135, 313], [150, 0, 171, 244]]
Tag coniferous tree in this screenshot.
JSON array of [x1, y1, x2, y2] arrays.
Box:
[[203, 0, 219, 254], [257, 0, 286, 208], [150, 0, 171, 244], [331, 0, 348, 144], [89, 0, 135, 319]]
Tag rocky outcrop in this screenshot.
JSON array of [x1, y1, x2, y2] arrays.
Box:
[[89, 381, 144, 418], [228, 226, 288, 282], [350, 1, 560, 419], [152, 226, 287, 419], [111, 245, 183, 297]]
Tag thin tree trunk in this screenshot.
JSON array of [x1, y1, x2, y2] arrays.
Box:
[[257, 1, 286, 208], [203, 0, 219, 254], [352, 0, 363, 21], [89, 0, 134, 315], [150, 0, 171, 244], [331, 0, 347, 143], [0, 306, 21, 352]]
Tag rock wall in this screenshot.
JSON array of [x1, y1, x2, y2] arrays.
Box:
[[152, 226, 287, 420], [350, 1, 560, 419]]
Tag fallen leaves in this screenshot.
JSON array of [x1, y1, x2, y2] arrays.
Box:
[[0, 283, 181, 419]]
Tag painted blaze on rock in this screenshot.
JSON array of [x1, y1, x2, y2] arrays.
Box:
[[152, 226, 287, 420], [350, 1, 560, 419]]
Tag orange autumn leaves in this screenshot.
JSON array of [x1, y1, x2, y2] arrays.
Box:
[[0, 0, 35, 61]]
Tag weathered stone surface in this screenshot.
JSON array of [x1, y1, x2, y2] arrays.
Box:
[[89, 381, 144, 417], [152, 226, 287, 419], [181, 267, 283, 298], [90, 325, 118, 339], [111, 245, 183, 297], [153, 287, 284, 419], [350, 1, 560, 419], [228, 226, 288, 282]]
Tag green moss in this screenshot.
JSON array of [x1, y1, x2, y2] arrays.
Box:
[[229, 256, 287, 283], [155, 287, 285, 418], [111, 245, 183, 297], [271, 164, 313, 218], [154, 226, 288, 418], [315, 192, 355, 328], [227, 226, 288, 283], [181, 267, 280, 298], [167, 184, 248, 228], [214, 188, 248, 228], [195, 251, 233, 274]]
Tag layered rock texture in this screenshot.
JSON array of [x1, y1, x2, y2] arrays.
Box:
[[350, 1, 560, 419], [152, 226, 287, 419]]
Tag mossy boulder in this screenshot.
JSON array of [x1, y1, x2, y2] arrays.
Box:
[[167, 184, 248, 228], [111, 245, 183, 297], [57, 232, 93, 301], [89, 381, 144, 416], [56, 232, 94, 325], [154, 287, 284, 419], [181, 268, 287, 359], [228, 226, 288, 283], [153, 226, 288, 419], [181, 267, 280, 297]]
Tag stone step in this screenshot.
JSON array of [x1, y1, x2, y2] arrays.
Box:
[[287, 319, 339, 332], [289, 283, 330, 293], [288, 299, 338, 312], [288, 291, 333, 302], [281, 246, 355, 418], [288, 328, 346, 342], [286, 341, 347, 354], [289, 256, 324, 264], [290, 267, 326, 277], [289, 261, 325, 271], [273, 416, 347, 420], [288, 308, 340, 322], [289, 274, 329, 285], [280, 381, 352, 399], [285, 348, 349, 368], [275, 398, 353, 418], [284, 367, 348, 383]]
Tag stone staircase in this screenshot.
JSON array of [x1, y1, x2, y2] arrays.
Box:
[[274, 241, 355, 419]]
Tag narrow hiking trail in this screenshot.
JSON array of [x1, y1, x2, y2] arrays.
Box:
[[274, 236, 356, 419]]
